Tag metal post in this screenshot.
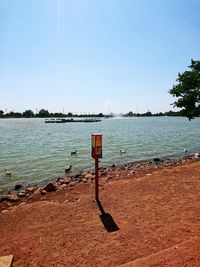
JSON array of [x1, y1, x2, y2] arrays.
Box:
[[95, 158, 99, 200]]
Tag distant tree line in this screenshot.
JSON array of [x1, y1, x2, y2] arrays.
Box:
[[122, 110, 185, 117], [0, 109, 104, 118], [0, 108, 187, 119]]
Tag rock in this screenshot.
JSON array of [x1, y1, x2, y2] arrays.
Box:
[[57, 179, 64, 185], [135, 164, 141, 168], [74, 173, 82, 179], [59, 177, 71, 185], [33, 188, 41, 195], [14, 184, 22, 190], [153, 158, 160, 163], [25, 187, 37, 193], [82, 178, 87, 183], [41, 190, 46, 195], [58, 184, 67, 191], [0, 194, 19, 202], [63, 177, 71, 184], [69, 181, 76, 187], [17, 192, 26, 197], [56, 177, 62, 182], [194, 153, 200, 158], [42, 182, 57, 192], [84, 173, 92, 179], [82, 171, 88, 176]]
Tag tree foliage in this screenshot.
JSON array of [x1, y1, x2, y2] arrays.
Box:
[[23, 109, 34, 118], [0, 110, 4, 117], [169, 59, 200, 120], [38, 109, 49, 117]]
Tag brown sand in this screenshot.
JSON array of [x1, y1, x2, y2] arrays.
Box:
[[1, 159, 200, 266]]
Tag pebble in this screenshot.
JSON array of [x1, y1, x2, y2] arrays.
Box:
[[58, 184, 67, 191], [69, 181, 76, 187], [25, 187, 37, 193], [84, 173, 92, 179]]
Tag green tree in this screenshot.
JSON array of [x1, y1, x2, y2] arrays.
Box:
[[23, 109, 34, 118], [169, 59, 200, 120], [0, 110, 4, 118], [126, 111, 134, 117], [38, 109, 49, 117], [67, 112, 73, 117]]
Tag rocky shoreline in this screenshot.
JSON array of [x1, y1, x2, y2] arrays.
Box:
[[0, 155, 199, 209]]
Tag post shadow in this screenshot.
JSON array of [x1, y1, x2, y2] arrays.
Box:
[[96, 198, 119, 232]]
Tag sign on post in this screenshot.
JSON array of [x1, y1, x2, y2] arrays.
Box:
[[91, 134, 102, 200], [91, 134, 102, 159]]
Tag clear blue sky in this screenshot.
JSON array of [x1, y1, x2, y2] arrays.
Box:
[[0, 0, 200, 114]]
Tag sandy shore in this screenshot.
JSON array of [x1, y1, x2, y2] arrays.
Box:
[[1, 156, 200, 266]]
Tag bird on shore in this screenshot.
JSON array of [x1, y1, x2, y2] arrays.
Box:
[[120, 149, 127, 154], [184, 148, 188, 156], [65, 165, 72, 174], [5, 169, 12, 176], [71, 150, 77, 155]]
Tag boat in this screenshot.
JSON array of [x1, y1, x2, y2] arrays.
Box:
[[45, 118, 66, 123], [83, 119, 102, 123], [45, 118, 101, 123]]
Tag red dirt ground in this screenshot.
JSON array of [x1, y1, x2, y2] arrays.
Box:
[[1, 160, 200, 266]]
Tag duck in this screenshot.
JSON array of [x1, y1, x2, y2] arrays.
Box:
[[120, 149, 127, 154], [65, 165, 72, 174], [5, 169, 12, 176], [71, 150, 77, 155], [183, 148, 188, 156]]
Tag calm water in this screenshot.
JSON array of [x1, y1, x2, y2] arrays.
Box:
[[0, 117, 200, 190]]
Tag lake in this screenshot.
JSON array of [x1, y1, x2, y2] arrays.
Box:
[[0, 117, 200, 190]]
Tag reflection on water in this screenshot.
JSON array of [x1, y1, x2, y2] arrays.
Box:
[[0, 117, 200, 189]]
